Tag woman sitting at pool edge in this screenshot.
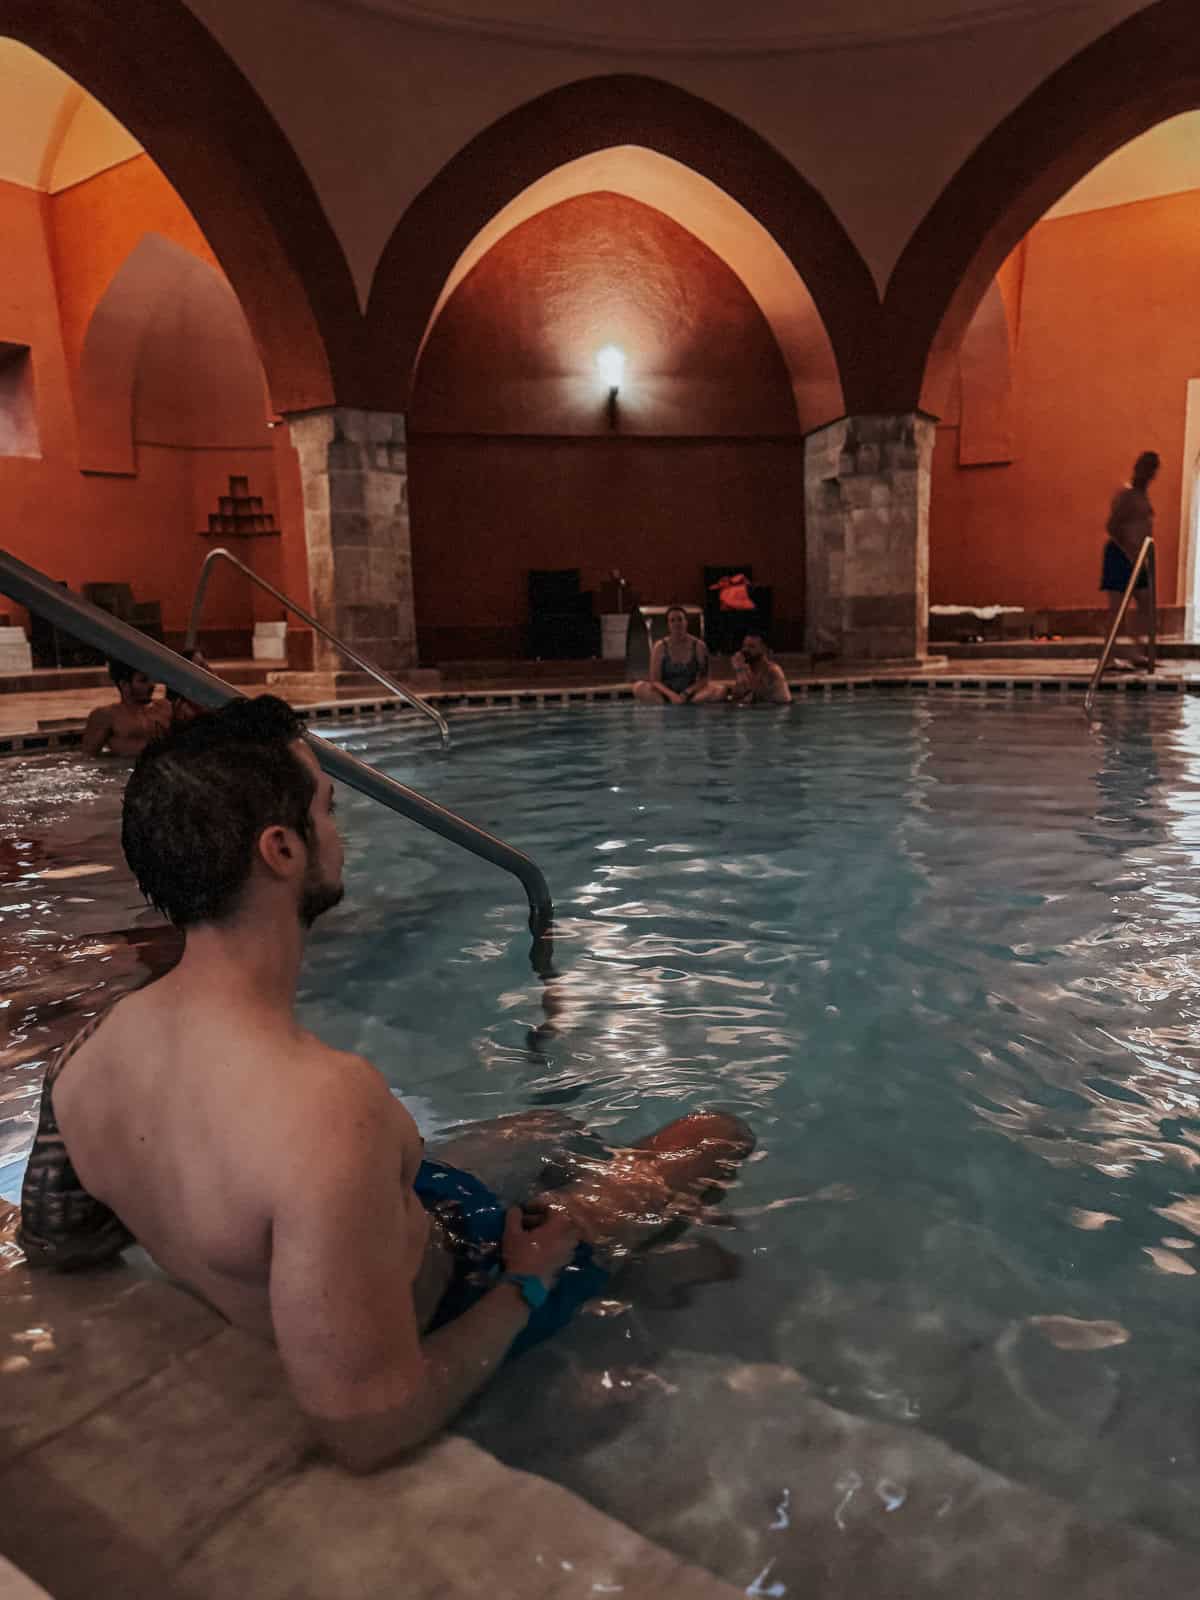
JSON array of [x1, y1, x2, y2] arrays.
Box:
[[632, 604, 711, 704]]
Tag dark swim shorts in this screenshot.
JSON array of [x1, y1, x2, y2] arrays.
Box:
[[1101, 539, 1149, 593], [413, 1158, 608, 1359]]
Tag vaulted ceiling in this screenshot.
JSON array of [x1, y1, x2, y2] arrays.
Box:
[[0, 39, 139, 194]]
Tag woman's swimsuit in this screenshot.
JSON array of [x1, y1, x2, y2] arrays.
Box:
[[659, 638, 703, 696], [19, 1013, 605, 1356]]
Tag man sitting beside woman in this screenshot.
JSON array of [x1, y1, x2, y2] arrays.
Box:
[[633, 606, 791, 706]]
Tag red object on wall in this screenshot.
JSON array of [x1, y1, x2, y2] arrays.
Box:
[[710, 573, 756, 611]]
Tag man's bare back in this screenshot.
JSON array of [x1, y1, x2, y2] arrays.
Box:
[[21, 697, 753, 1471], [46, 980, 451, 1340]]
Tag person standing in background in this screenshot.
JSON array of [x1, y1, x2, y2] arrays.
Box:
[[1101, 451, 1159, 671]]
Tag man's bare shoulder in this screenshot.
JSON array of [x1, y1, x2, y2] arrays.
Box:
[[277, 1034, 395, 1107], [272, 1037, 411, 1154]]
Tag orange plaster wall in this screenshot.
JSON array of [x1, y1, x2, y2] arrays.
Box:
[[409, 192, 803, 658], [0, 159, 308, 647], [48, 155, 219, 384], [931, 191, 1200, 611]]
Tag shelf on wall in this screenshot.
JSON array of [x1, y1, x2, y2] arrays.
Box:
[[197, 474, 281, 538]]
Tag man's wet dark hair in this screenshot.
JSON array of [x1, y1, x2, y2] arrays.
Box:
[[741, 630, 768, 649], [1134, 451, 1160, 479], [107, 657, 136, 689], [122, 695, 314, 928]]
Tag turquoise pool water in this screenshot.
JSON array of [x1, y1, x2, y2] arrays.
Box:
[[4, 695, 1200, 1550]]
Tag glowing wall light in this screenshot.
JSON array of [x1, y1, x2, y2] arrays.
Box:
[[595, 344, 625, 429]]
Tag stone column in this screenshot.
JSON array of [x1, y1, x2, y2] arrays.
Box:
[[287, 408, 416, 674], [804, 413, 934, 663]]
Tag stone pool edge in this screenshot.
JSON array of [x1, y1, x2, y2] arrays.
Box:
[[5, 1199, 1200, 1600], [2, 670, 1196, 756]]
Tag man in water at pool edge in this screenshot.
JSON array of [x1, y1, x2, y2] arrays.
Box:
[[18, 696, 752, 1474], [80, 657, 172, 757]]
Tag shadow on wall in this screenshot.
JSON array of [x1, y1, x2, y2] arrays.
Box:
[[76, 233, 268, 474]]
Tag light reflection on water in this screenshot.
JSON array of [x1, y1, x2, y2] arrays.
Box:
[[6, 701, 1200, 1548]]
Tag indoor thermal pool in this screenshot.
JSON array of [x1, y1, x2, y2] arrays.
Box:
[[5, 692, 1200, 1579]]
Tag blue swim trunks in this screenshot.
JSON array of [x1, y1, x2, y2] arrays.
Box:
[[1101, 539, 1149, 593], [413, 1158, 608, 1359]]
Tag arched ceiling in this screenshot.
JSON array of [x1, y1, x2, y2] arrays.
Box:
[[318, 0, 1128, 54], [0, 39, 140, 193], [1048, 111, 1200, 218], [417, 147, 843, 429]]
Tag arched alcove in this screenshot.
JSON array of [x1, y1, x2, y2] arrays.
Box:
[[408, 191, 806, 661], [365, 74, 878, 415]]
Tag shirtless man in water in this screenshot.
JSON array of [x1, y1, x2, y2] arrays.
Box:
[[20, 697, 752, 1473], [694, 631, 792, 705], [80, 658, 171, 757]]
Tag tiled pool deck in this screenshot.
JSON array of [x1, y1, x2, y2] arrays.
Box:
[[2, 657, 1198, 753]]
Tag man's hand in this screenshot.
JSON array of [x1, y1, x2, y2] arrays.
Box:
[[503, 1206, 579, 1287]]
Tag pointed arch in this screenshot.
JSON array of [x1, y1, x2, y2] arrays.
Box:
[[364, 74, 880, 414], [414, 146, 844, 431], [881, 0, 1200, 414], [0, 0, 364, 413], [77, 234, 270, 473]]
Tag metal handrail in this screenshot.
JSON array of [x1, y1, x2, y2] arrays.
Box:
[[1084, 536, 1156, 718], [186, 546, 450, 748], [0, 548, 552, 934]]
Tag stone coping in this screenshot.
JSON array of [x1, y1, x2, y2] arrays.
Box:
[[0, 1202, 737, 1600], [4, 1197, 1200, 1600], [0, 671, 1196, 756]]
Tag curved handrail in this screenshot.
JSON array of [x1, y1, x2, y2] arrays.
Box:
[[0, 548, 552, 934], [186, 547, 450, 748], [1084, 536, 1156, 718]]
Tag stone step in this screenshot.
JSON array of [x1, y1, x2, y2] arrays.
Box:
[[432, 656, 632, 683], [267, 667, 442, 700], [0, 660, 274, 696], [462, 1341, 1200, 1600], [0, 1203, 736, 1600], [944, 637, 1200, 661]]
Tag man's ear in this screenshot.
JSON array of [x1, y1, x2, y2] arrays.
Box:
[[257, 823, 300, 879]]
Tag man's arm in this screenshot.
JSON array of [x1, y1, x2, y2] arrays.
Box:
[[727, 652, 752, 702], [80, 707, 114, 757], [269, 1064, 577, 1474], [766, 663, 792, 705]]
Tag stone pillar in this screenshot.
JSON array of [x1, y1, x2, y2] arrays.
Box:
[[804, 413, 934, 663], [287, 408, 416, 674]]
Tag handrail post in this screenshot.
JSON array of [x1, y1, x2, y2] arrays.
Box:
[[1147, 540, 1158, 676], [187, 547, 450, 747], [1084, 536, 1154, 717]]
